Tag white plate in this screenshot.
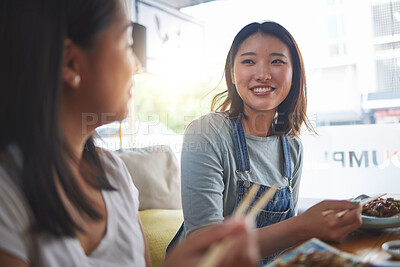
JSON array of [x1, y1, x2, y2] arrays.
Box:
[[356, 194, 400, 229], [382, 240, 400, 260], [266, 238, 369, 267], [361, 215, 400, 229], [267, 238, 400, 267]]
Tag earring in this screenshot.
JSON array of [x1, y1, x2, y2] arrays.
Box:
[[74, 75, 81, 84]]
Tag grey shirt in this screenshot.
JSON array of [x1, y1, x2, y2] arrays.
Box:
[[181, 112, 303, 235]]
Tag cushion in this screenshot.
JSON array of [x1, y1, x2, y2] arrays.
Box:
[[117, 145, 181, 210], [139, 209, 183, 267]]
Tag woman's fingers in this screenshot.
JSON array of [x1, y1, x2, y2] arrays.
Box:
[[335, 207, 362, 237], [316, 201, 362, 241], [185, 219, 248, 251], [300, 200, 362, 242], [216, 224, 260, 267], [164, 218, 259, 267]]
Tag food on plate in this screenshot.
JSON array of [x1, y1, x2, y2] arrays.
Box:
[[275, 250, 372, 267], [362, 197, 400, 217]]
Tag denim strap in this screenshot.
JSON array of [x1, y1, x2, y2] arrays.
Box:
[[229, 116, 250, 172], [281, 135, 292, 190]]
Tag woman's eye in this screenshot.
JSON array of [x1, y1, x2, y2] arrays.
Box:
[[241, 59, 254, 64], [272, 59, 286, 64]]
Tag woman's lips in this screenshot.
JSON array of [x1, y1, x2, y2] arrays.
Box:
[[251, 86, 275, 96]]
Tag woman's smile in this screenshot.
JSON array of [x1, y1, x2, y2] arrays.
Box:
[[250, 85, 276, 95]]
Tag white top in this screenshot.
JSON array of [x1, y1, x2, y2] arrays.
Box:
[[0, 148, 145, 267]]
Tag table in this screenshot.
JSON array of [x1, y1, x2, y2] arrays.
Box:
[[328, 227, 400, 263], [295, 195, 400, 265]]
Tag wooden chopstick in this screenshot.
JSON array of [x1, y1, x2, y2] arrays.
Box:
[[233, 184, 260, 218], [321, 193, 387, 218], [321, 209, 335, 216], [336, 209, 349, 218], [247, 186, 278, 219], [198, 184, 278, 267]]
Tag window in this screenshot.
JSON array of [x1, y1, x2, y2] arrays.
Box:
[[373, 1, 400, 94], [102, 0, 400, 199], [372, 1, 400, 37], [376, 58, 400, 92], [326, 14, 347, 56]]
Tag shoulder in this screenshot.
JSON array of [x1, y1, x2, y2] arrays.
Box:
[[0, 148, 31, 220], [0, 165, 31, 263], [284, 136, 304, 165], [98, 149, 128, 175], [184, 112, 231, 138], [0, 166, 31, 217], [286, 136, 303, 153], [98, 149, 138, 194]]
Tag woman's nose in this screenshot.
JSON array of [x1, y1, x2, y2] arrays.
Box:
[[255, 65, 271, 81]]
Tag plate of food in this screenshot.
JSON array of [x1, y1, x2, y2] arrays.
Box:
[[266, 238, 373, 267], [357, 194, 400, 229]]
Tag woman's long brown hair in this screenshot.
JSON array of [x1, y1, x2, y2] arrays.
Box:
[[0, 0, 118, 237]]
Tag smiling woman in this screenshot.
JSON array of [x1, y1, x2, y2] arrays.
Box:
[[173, 21, 363, 266]]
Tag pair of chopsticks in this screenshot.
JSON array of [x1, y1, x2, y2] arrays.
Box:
[[198, 184, 278, 267], [233, 184, 278, 220], [321, 193, 386, 218]]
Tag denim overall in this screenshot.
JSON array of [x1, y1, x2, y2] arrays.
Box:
[[166, 113, 295, 266], [229, 114, 295, 266]]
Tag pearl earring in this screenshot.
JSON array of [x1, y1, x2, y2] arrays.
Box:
[[74, 75, 81, 84]]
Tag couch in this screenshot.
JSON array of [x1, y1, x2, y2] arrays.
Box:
[[116, 145, 183, 267]]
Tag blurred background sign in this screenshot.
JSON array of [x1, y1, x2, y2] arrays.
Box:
[[300, 123, 400, 199]]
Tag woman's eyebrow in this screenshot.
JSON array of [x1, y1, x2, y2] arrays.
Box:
[[270, 52, 287, 58], [239, 52, 288, 58], [239, 52, 256, 57]]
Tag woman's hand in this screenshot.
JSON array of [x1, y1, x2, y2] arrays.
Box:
[[162, 219, 260, 267], [298, 200, 362, 242]]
